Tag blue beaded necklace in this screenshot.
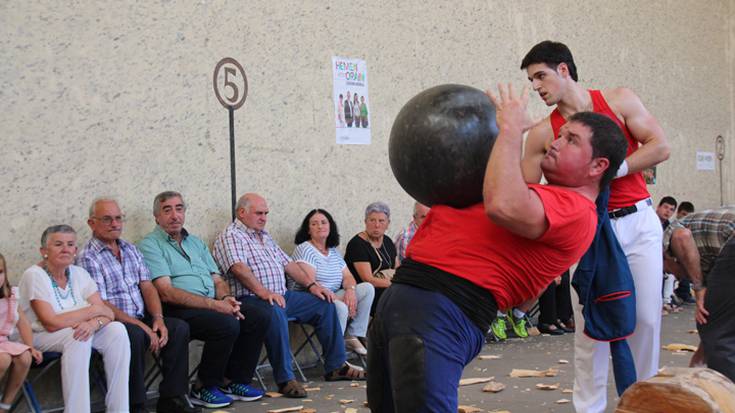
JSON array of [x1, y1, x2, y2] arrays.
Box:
[[43, 265, 77, 310]]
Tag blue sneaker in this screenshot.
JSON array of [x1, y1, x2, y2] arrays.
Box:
[[219, 382, 265, 402], [189, 386, 232, 408]]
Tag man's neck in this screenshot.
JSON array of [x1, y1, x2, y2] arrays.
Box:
[[556, 83, 592, 119], [97, 236, 120, 254], [565, 184, 599, 203]]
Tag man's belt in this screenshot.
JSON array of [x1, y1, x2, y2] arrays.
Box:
[[608, 198, 653, 219]]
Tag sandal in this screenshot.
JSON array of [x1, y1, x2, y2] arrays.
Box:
[[325, 362, 367, 381], [277, 380, 307, 398]]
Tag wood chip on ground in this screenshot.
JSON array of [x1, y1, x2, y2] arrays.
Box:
[[555, 399, 571, 404], [535, 383, 560, 390], [267, 407, 303, 413], [662, 343, 698, 352], [459, 377, 495, 386], [458, 406, 482, 413], [478, 355, 502, 360], [266, 391, 283, 398], [509, 368, 558, 378], [482, 381, 506, 393]]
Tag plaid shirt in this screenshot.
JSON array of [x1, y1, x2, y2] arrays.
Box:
[[213, 219, 291, 297], [664, 206, 735, 276], [77, 237, 150, 318], [394, 220, 418, 262]]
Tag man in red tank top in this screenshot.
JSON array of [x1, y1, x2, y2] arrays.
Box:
[[520, 41, 670, 413]]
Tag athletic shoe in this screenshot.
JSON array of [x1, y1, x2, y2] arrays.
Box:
[[219, 382, 265, 402], [189, 386, 232, 408], [490, 317, 507, 341], [507, 311, 529, 338]]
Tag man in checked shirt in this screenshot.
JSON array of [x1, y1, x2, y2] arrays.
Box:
[[213, 193, 365, 399]]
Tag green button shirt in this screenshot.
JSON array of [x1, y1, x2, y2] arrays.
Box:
[[138, 226, 218, 298]]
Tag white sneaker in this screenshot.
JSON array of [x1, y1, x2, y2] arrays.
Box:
[[345, 337, 367, 355]]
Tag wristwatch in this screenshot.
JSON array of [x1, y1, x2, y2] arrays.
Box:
[[96, 318, 104, 330], [348, 285, 356, 290]]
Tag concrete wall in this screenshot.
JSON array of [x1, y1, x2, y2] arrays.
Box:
[[1, 0, 733, 281]]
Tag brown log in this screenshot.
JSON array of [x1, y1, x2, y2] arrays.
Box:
[[616, 367, 735, 413]]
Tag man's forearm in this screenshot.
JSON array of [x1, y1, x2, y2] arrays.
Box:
[[140, 281, 164, 318], [160, 286, 217, 310], [230, 263, 270, 297], [213, 275, 231, 299], [483, 123, 527, 210]]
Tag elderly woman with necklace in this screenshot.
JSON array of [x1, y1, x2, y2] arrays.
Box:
[[345, 202, 398, 316], [292, 209, 374, 355], [18, 225, 130, 413]]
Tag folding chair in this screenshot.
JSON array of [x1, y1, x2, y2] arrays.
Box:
[[11, 351, 107, 413], [254, 317, 323, 389]]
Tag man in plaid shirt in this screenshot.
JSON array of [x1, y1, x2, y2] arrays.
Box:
[[213, 193, 365, 399], [394, 202, 430, 263], [663, 206, 735, 381], [77, 197, 198, 413]]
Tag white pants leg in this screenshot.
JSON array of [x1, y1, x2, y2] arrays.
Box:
[[93, 321, 131, 413], [34, 327, 94, 413], [33, 322, 130, 413], [333, 298, 349, 334], [335, 282, 375, 337], [572, 205, 663, 413], [662, 273, 675, 304]]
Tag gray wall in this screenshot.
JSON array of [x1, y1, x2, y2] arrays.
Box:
[[1, 0, 734, 280]]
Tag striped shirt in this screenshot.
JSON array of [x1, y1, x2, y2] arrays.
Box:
[[291, 242, 346, 292], [664, 206, 735, 275], [213, 219, 291, 297], [77, 237, 150, 318]]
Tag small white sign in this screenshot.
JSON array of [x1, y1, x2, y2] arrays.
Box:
[[696, 151, 715, 170]]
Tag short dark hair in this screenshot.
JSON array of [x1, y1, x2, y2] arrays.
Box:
[[294, 209, 341, 248], [153, 191, 185, 215], [658, 196, 678, 208], [521, 40, 578, 82], [678, 201, 695, 213], [568, 112, 628, 189]]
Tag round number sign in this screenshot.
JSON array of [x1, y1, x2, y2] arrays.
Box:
[[213, 57, 248, 110]]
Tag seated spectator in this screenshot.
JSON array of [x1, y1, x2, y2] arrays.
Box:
[[663, 206, 734, 380], [213, 193, 364, 399], [656, 196, 678, 311], [291, 209, 375, 356], [677, 201, 695, 219], [345, 202, 398, 315], [77, 198, 198, 413], [0, 253, 42, 413], [656, 196, 677, 230], [674, 201, 697, 304], [18, 225, 130, 413], [537, 271, 573, 335], [138, 191, 269, 409], [394, 202, 430, 264]]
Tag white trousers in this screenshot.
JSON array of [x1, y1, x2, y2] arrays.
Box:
[[334, 282, 375, 337], [662, 273, 675, 304], [572, 204, 663, 413], [34, 321, 131, 413]]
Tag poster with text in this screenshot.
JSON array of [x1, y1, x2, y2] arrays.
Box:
[[333, 56, 371, 144]]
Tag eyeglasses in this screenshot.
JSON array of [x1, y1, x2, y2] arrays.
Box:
[[92, 215, 126, 225]]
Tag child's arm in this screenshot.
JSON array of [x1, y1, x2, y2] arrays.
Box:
[[17, 310, 42, 364]]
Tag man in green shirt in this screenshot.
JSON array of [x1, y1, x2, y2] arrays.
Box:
[[138, 191, 270, 409]]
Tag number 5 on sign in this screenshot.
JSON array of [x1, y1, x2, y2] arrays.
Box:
[[213, 57, 247, 109]]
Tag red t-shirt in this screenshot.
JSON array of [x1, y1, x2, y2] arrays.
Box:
[[406, 184, 597, 310], [550, 89, 650, 210]]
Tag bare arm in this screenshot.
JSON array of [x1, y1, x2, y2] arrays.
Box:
[[353, 261, 391, 288], [606, 88, 670, 173], [30, 291, 112, 332], [212, 274, 231, 300], [139, 280, 164, 318], [285, 261, 335, 302], [668, 228, 708, 324], [484, 84, 548, 239], [153, 276, 222, 311], [521, 120, 553, 184]]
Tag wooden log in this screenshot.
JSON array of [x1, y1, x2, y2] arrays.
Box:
[[616, 367, 735, 413]]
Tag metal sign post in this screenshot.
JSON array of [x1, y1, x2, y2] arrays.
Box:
[[716, 135, 725, 206], [213, 57, 248, 219]]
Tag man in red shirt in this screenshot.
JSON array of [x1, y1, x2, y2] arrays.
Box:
[[520, 41, 670, 413], [366, 84, 628, 412]]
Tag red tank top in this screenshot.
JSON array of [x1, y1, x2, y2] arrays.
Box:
[[549, 90, 650, 210]]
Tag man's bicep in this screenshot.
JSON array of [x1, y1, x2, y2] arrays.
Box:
[[489, 188, 548, 239], [615, 88, 664, 144]]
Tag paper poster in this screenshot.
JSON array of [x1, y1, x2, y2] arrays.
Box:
[[333, 56, 371, 144], [696, 151, 715, 170]]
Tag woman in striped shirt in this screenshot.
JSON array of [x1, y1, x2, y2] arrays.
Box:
[[292, 209, 374, 355]]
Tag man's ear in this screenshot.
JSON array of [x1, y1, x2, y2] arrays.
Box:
[[557, 62, 570, 78], [590, 157, 611, 179]]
